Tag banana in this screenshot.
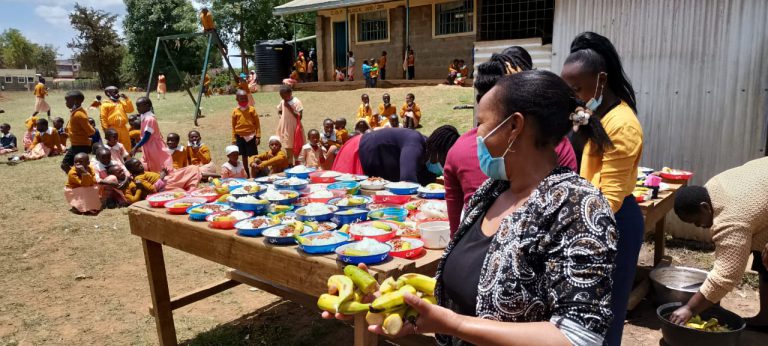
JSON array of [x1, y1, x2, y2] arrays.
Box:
[[338, 301, 371, 315], [317, 294, 370, 314], [366, 311, 386, 325], [421, 295, 437, 305], [327, 275, 354, 310], [292, 220, 305, 233], [382, 308, 406, 335], [317, 293, 340, 312], [306, 221, 319, 231], [371, 221, 392, 232], [379, 277, 397, 294], [404, 306, 419, 324], [343, 265, 378, 294], [212, 178, 221, 187], [338, 224, 350, 234], [354, 289, 364, 303], [399, 273, 436, 296], [399, 284, 417, 295], [371, 288, 413, 312], [216, 194, 231, 202]]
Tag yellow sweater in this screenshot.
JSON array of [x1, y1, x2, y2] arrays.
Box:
[[67, 165, 97, 188], [66, 108, 96, 146], [336, 129, 350, 144], [31, 129, 64, 152], [231, 106, 261, 143], [580, 101, 643, 212], [378, 104, 397, 118], [699, 157, 768, 303], [200, 12, 215, 30], [249, 149, 289, 174], [357, 104, 379, 127], [169, 147, 189, 169], [187, 144, 212, 165], [34, 83, 47, 97]]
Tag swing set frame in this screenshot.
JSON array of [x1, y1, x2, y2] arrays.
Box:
[[144, 31, 238, 126]]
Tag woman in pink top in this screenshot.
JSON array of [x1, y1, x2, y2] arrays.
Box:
[[130, 97, 172, 173]]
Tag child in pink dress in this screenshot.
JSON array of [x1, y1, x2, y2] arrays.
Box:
[[104, 128, 130, 165], [221, 145, 247, 178], [130, 97, 172, 173], [276, 85, 304, 165]]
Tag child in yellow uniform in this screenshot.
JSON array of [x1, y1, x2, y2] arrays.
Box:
[[32, 78, 51, 119], [400, 93, 422, 129], [99, 86, 134, 150], [186, 130, 216, 176], [356, 94, 379, 128], [19, 118, 63, 160], [231, 89, 261, 177], [65, 152, 101, 214], [128, 115, 141, 148], [53, 117, 67, 148], [124, 158, 167, 203], [165, 132, 189, 169], [249, 136, 290, 177], [61, 90, 96, 173], [335, 118, 349, 144], [22, 114, 38, 150], [376, 93, 397, 127]]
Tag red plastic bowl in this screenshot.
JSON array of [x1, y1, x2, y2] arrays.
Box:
[[660, 170, 694, 181], [387, 238, 425, 259], [206, 211, 253, 230], [372, 194, 412, 205], [349, 221, 399, 242], [164, 197, 208, 214], [309, 171, 340, 184], [147, 191, 187, 207]]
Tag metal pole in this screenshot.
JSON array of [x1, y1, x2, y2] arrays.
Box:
[[194, 33, 214, 126], [146, 37, 161, 98], [161, 41, 197, 107]]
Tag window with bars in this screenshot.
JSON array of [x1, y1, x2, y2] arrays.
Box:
[[357, 10, 388, 42], [4, 77, 12, 83], [435, 0, 474, 36], [27, 77, 34, 83], [479, 0, 554, 43], [17, 77, 25, 83]]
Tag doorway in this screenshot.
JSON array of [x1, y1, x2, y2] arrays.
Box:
[[333, 21, 348, 73]]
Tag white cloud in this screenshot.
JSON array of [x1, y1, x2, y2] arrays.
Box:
[[34, 5, 71, 28]]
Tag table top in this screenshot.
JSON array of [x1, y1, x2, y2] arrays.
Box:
[[128, 201, 444, 297], [638, 183, 682, 210]]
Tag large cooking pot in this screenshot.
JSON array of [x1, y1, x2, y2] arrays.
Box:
[[649, 266, 708, 305], [657, 302, 745, 346]]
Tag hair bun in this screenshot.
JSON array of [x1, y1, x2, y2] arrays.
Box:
[[569, 108, 591, 130]]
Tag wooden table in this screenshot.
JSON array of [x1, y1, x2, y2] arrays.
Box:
[[638, 183, 682, 266], [128, 201, 443, 346]]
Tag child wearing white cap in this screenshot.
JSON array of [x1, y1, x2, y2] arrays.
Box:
[[221, 145, 246, 178], [249, 136, 290, 177]]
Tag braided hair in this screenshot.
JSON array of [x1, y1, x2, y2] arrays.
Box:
[[425, 125, 460, 163], [474, 46, 534, 102]]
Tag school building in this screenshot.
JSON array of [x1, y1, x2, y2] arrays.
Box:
[[274, 0, 556, 82], [0, 69, 38, 91]]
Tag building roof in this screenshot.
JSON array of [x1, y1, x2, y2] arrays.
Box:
[[0, 69, 37, 76], [274, 0, 389, 15]]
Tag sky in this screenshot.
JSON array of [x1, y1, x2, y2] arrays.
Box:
[[0, 0, 207, 59]]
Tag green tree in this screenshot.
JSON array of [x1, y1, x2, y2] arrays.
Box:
[[68, 4, 124, 87], [124, 0, 220, 91], [0, 29, 59, 77], [33, 45, 58, 77]]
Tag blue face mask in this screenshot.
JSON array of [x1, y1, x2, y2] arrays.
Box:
[[426, 161, 443, 176], [585, 72, 606, 112], [476, 116, 515, 181]]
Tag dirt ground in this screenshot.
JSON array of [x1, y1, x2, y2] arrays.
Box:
[[0, 88, 763, 345]]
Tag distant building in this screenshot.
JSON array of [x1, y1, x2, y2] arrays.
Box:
[[0, 69, 37, 91], [56, 59, 81, 79]]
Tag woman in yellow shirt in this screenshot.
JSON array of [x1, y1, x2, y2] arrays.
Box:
[[99, 86, 134, 150], [561, 31, 643, 346]]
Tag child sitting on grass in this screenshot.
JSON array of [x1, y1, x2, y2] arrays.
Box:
[[64, 152, 101, 215], [376, 94, 397, 125], [320, 119, 341, 169], [88, 118, 102, 145], [93, 147, 130, 208], [104, 128, 130, 165], [356, 94, 379, 128], [128, 115, 141, 148], [123, 158, 167, 203], [186, 130, 216, 176], [249, 136, 289, 177], [381, 114, 400, 129], [53, 117, 67, 147], [298, 129, 327, 169], [400, 93, 422, 129], [0, 123, 18, 155], [22, 114, 39, 150], [165, 132, 188, 169], [353, 119, 370, 136], [16, 118, 63, 161], [221, 145, 247, 178], [335, 118, 349, 144]]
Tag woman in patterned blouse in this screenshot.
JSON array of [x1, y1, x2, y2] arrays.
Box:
[[361, 71, 618, 345]]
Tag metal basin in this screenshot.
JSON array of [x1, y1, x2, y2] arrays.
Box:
[[649, 266, 708, 305], [657, 302, 745, 346]]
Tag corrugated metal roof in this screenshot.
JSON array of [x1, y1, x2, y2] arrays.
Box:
[[551, 0, 768, 184], [274, 0, 389, 15]]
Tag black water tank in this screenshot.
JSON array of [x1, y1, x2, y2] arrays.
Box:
[[254, 39, 293, 85]]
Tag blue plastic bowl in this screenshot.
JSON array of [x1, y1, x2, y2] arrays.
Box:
[[230, 184, 267, 198], [221, 178, 248, 191], [273, 179, 310, 191], [417, 190, 446, 199], [264, 190, 300, 205], [229, 200, 270, 215], [328, 181, 361, 195], [385, 182, 420, 195], [234, 217, 277, 237], [332, 209, 370, 225], [186, 203, 231, 221], [298, 231, 351, 254], [335, 242, 392, 265], [284, 167, 317, 179], [262, 225, 313, 245], [367, 207, 408, 222], [328, 196, 372, 211], [295, 205, 339, 222]]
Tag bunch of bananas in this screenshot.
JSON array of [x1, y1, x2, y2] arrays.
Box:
[[317, 265, 437, 336]]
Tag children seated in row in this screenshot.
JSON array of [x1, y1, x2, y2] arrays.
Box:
[[356, 94, 378, 128], [121, 158, 168, 204], [232, 89, 261, 177], [128, 115, 141, 148], [22, 114, 39, 150], [0, 123, 17, 155], [16, 118, 64, 161], [335, 118, 349, 143], [356, 93, 421, 130], [298, 129, 332, 170], [249, 136, 290, 177]]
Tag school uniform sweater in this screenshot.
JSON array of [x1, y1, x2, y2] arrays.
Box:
[[231, 106, 261, 143], [67, 107, 96, 146], [67, 166, 97, 188]]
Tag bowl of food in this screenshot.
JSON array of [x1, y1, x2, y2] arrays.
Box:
[[234, 216, 281, 237], [657, 302, 744, 346], [307, 189, 344, 204], [368, 207, 408, 222], [417, 183, 446, 199], [295, 203, 339, 222], [260, 189, 300, 205], [230, 183, 266, 198], [254, 174, 286, 184], [406, 200, 448, 221], [296, 231, 351, 254], [333, 209, 370, 225], [335, 239, 391, 265], [284, 165, 317, 179], [371, 191, 412, 205], [147, 191, 188, 207], [273, 177, 310, 191], [660, 167, 694, 181], [349, 221, 398, 242], [335, 174, 367, 182], [360, 177, 389, 190], [327, 181, 361, 195], [328, 195, 372, 210], [309, 170, 341, 184], [187, 203, 232, 221], [219, 178, 248, 192], [164, 197, 208, 214], [229, 195, 271, 214], [649, 266, 709, 305], [387, 238, 425, 259], [190, 187, 222, 202], [397, 223, 421, 238], [206, 210, 254, 230], [309, 221, 338, 232], [385, 182, 420, 195], [262, 222, 313, 245]]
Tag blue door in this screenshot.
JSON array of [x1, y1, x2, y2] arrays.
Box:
[[333, 21, 348, 72]]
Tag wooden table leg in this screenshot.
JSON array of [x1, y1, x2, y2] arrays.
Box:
[[354, 314, 377, 346], [654, 215, 667, 266], [142, 239, 178, 346]]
